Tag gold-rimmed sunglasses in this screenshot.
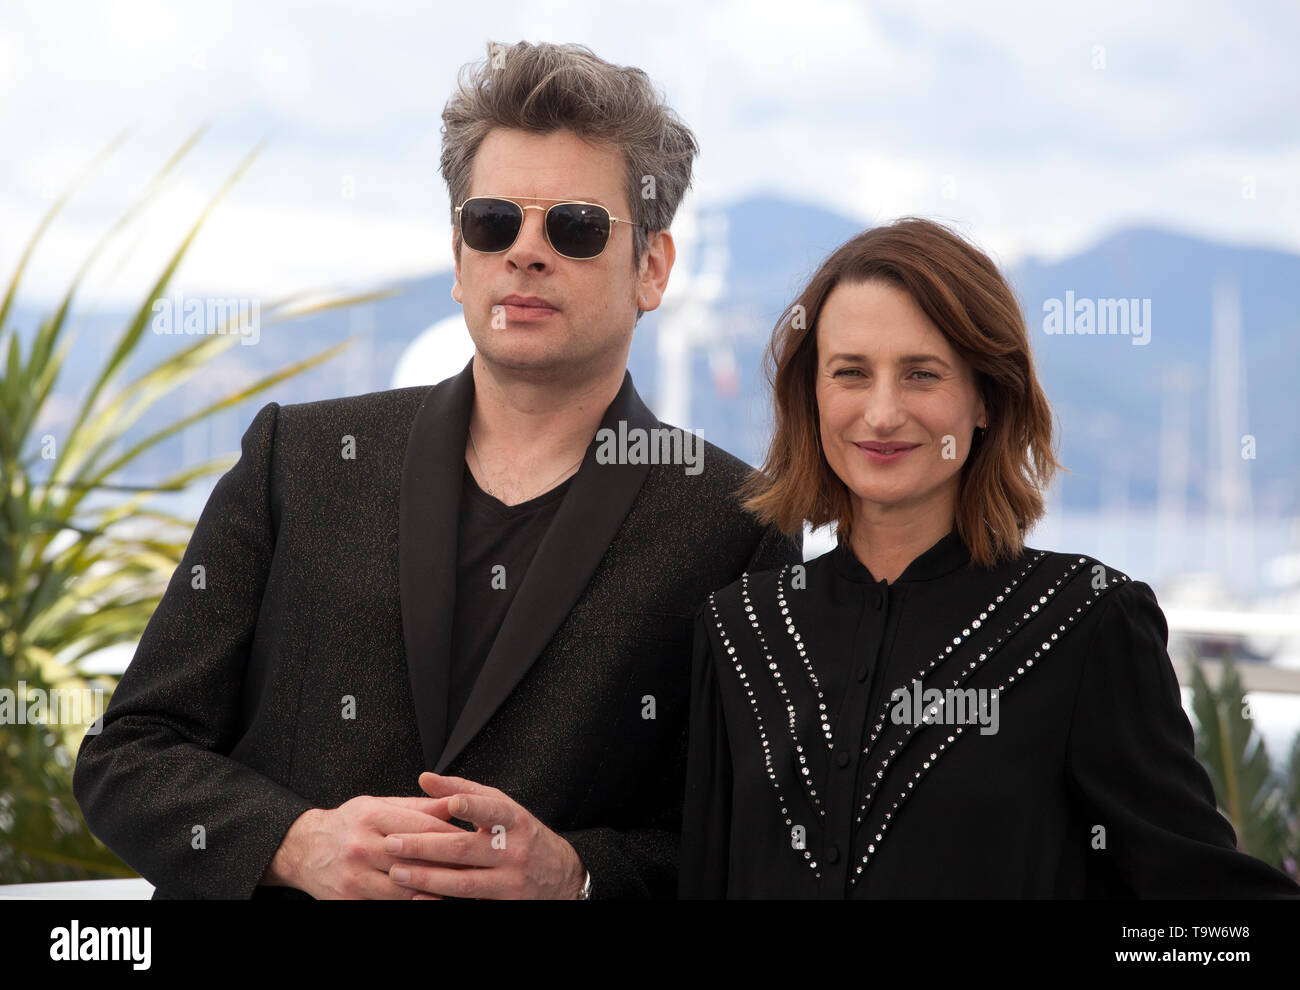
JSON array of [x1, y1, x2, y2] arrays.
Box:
[[455, 195, 643, 260]]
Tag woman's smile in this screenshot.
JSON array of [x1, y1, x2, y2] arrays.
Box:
[[854, 441, 921, 464]]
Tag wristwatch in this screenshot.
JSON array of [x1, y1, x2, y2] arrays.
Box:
[[577, 869, 592, 900]]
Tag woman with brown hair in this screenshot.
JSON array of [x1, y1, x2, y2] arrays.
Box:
[[678, 218, 1299, 898]]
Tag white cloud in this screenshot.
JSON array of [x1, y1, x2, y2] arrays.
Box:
[[1, 0, 1297, 306]]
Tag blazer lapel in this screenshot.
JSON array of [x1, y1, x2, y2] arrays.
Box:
[[399, 358, 475, 773], [433, 370, 659, 772]]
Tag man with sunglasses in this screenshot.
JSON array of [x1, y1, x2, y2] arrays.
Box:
[[74, 41, 800, 899]]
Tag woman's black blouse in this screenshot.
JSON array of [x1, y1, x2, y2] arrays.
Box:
[[679, 528, 1300, 898]]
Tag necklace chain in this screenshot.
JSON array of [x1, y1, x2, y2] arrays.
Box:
[[468, 427, 584, 502]]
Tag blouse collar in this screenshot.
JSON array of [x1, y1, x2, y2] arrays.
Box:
[[831, 526, 972, 585]]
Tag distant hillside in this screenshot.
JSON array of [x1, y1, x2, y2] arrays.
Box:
[[10, 196, 1299, 515]]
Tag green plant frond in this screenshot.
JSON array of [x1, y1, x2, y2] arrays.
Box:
[[1217, 662, 1248, 824], [23, 563, 167, 643], [8, 494, 153, 611], [0, 360, 16, 453], [3, 839, 138, 879], [80, 530, 190, 557], [26, 644, 86, 684], [84, 549, 182, 582], [80, 336, 355, 492], [0, 130, 128, 339], [0, 319, 71, 460], [24, 506, 192, 566], [101, 506, 195, 531], [18, 537, 187, 604], [271, 285, 401, 321], [14, 127, 211, 453], [0, 135, 414, 885], [83, 334, 236, 450], [24, 334, 77, 442], [11, 518, 102, 595], [1288, 735, 1300, 811], [1189, 657, 1219, 746], [55, 286, 390, 491], [14, 457, 231, 642], [46, 344, 240, 503], [3, 479, 32, 548], [43, 125, 210, 349], [99, 455, 239, 518], [37, 604, 164, 653], [1188, 650, 1288, 865], [27, 443, 234, 571], [31, 287, 380, 525], [39, 620, 160, 668], [49, 330, 349, 527], [46, 294, 303, 491], [4, 330, 21, 404], [54, 140, 267, 486]]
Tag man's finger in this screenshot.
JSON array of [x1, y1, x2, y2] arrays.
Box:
[[389, 862, 512, 899], [365, 802, 463, 837], [363, 874, 441, 901], [385, 829, 501, 868], [418, 771, 499, 799], [375, 796, 457, 818], [443, 792, 517, 831]]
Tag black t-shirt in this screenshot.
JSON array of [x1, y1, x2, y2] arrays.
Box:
[[446, 461, 574, 735]]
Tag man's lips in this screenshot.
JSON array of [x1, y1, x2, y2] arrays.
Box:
[[497, 295, 558, 312]]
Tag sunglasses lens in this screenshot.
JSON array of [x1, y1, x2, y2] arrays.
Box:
[[460, 198, 522, 252], [547, 203, 611, 259]]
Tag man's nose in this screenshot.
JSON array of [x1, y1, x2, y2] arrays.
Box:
[[504, 205, 553, 269]]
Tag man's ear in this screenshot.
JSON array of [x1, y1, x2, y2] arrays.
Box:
[[451, 231, 463, 304], [635, 229, 675, 312]]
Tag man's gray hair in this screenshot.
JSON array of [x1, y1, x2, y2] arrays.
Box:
[[440, 41, 699, 270]]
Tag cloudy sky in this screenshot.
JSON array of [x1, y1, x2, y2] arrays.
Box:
[[1, 0, 1296, 306]]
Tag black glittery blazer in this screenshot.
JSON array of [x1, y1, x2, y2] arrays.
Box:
[[73, 359, 801, 899]]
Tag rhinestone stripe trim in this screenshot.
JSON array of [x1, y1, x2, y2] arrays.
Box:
[[855, 551, 1054, 822], [711, 554, 1050, 881], [708, 590, 823, 879], [741, 573, 823, 812], [776, 566, 834, 747], [847, 564, 1129, 886]]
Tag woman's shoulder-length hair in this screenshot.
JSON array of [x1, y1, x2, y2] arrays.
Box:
[[740, 216, 1064, 569]]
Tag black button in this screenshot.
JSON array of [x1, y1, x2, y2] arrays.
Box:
[[854, 664, 868, 682], [835, 750, 850, 768], [874, 593, 883, 610], [827, 845, 840, 864]]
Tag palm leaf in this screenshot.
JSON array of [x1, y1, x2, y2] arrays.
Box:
[[1187, 648, 1288, 867], [0, 133, 394, 882]]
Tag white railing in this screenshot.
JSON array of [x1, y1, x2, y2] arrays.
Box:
[[0, 879, 154, 899]]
